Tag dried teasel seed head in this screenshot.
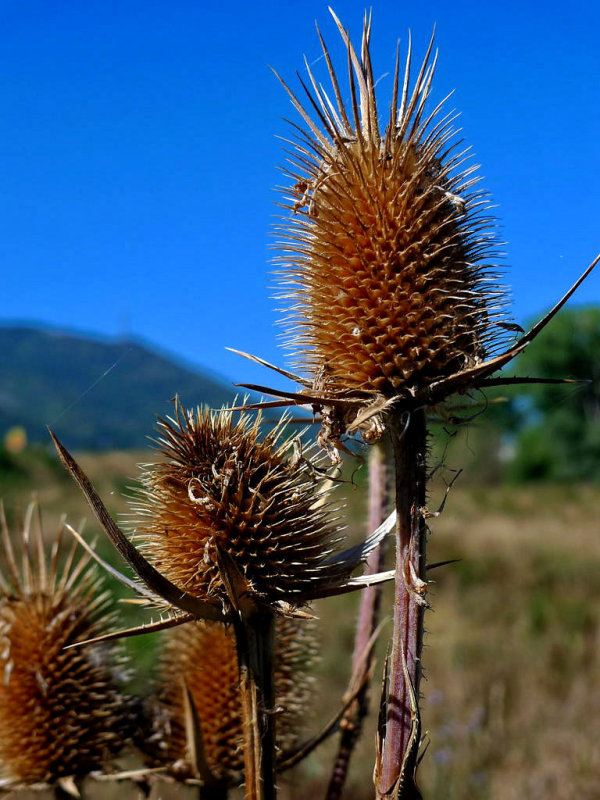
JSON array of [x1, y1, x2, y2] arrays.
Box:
[[144, 616, 316, 784], [0, 503, 133, 787], [274, 13, 514, 443], [130, 403, 354, 612]]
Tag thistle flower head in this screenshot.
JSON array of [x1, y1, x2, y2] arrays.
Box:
[[132, 403, 357, 614], [229, 14, 596, 459], [146, 616, 316, 785], [271, 13, 515, 442], [49, 408, 393, 633], [0, 503, 131, 787]]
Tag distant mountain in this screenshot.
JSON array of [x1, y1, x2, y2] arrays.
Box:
[[0, 326, 241, 450]]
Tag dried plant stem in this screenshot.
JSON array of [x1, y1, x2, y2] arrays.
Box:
[[235, 610, 277, 800], [326, 441, 389, 800], [377, 409, 428, 800]]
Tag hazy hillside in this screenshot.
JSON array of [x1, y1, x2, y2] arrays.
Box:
[[0, 326, 239, 449]]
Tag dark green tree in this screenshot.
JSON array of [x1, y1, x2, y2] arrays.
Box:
[[509, 306, 600, 481]]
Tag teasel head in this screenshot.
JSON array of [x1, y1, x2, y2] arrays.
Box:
[[130, 402, 391, 616], [0, 502, 132, 789], [232, 11, 599, 459], [144, 616, 316, 786], [49, 403, 393, 631], [49, 409, 392, 800]]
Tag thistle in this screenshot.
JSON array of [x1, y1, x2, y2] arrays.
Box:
[[228, 11, 598, 799], [275, 26, 509, 450], [0, 502, 132, 790], [146, 616, 316, 788], [133, 405, 363, 611], [50, 404, 394, 628], [234, 12, 597, 457], [50, 402, 394, 800]]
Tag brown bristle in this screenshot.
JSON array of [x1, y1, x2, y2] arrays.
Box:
[[147, 616, 316, 784], [131, 404, 346, 609], [0, 503, 132, 786], [275, 14, 512, 404]]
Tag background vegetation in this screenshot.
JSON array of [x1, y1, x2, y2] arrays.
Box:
[[1, 446, 598, 799], [432, 306, 600, 485]]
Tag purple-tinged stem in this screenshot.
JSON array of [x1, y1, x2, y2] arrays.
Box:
[[326, 441, 389, 800], [376, 409, 427, 800]]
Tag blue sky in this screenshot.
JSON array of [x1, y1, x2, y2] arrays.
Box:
[[1, 0, 599, 393]]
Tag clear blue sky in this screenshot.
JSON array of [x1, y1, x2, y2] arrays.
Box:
[[1, 0, 599, 392]]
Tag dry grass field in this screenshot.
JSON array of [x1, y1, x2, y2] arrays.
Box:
[[1, 447, 599, 799]]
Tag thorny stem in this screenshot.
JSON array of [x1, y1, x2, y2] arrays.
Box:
[[377, 409, 428, 800], [326, 441, 389, 800], [235, 610, 277, 800]]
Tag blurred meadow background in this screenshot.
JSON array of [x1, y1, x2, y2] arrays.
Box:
[[1, 426, 600, 799], [1, 1, 599, 798]]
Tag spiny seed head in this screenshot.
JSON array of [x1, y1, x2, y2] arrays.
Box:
[[275, 13, 512, 436], [0, 503, 132, 787], [132, 403, 347, 612], [146, 617, 316, 784]]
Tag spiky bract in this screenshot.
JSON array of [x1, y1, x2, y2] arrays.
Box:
[[0, 504, 131, 786], [276, 14, 511, 435], [133, 404, 346, 611], [147, 617, 316, 784]]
